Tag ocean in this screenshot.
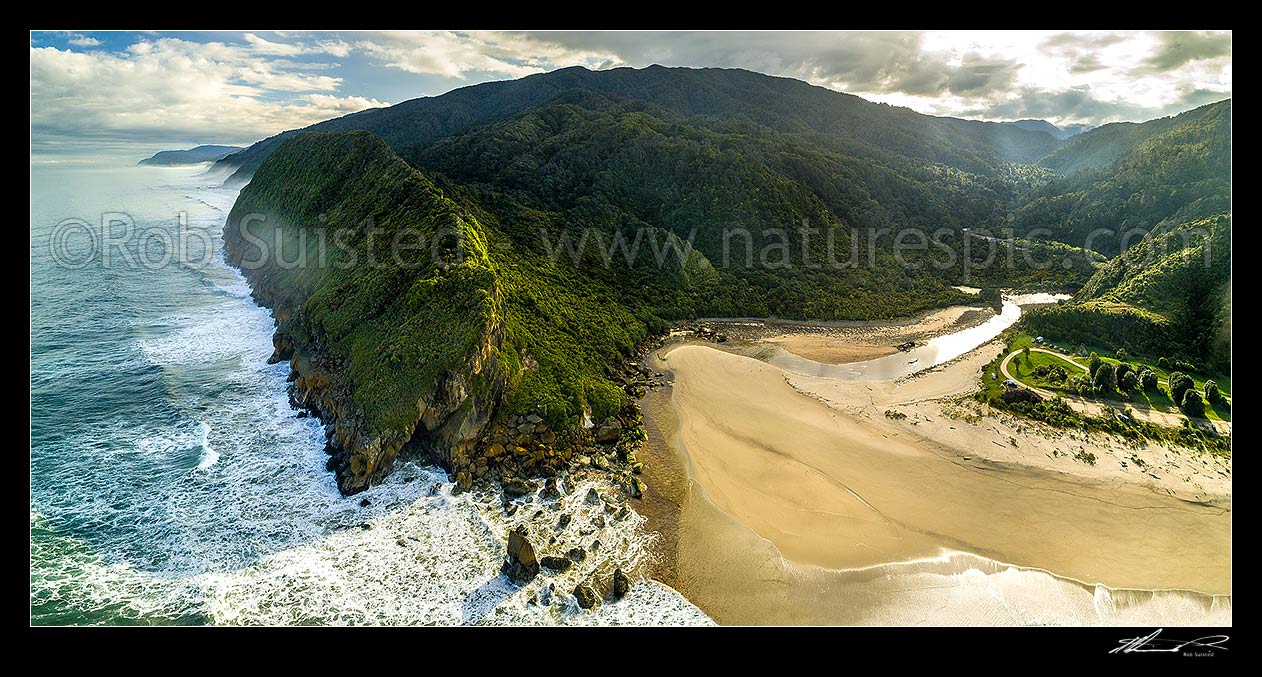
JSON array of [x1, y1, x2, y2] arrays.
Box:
[[29, 162, 712, 626]]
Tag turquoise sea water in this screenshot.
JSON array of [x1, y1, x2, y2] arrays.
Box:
[[29, 163, 712, 626]]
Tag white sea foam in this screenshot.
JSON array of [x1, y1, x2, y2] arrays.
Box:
[[782, 550, 1231, 626], [194, 420, 219, 470], [32, 463, 715, 626]]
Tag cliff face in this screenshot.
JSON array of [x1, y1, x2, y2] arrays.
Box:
[[224, 131, 507, 493]]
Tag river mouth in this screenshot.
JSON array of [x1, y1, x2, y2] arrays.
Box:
[[767, 292, 1069, 379], [636, 295, 1230, 626]]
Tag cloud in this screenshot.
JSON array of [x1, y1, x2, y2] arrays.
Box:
[[1136, 31, 1232, 73], [1038, 32, 1127, 52], [353, 30, 622, 79], [28, 30, 1233, 156], [30, 40, 385, 151], [961, 84, 1228, 125], [1067, 54, 1107, 74]]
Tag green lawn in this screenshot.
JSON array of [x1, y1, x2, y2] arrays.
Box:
[[1006, 333, 1231, 422]]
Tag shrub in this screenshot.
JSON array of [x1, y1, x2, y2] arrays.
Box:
[[1181, 389, 1206, 418], [1139, 368, 1159, 391], [1169, 371, 1194, 405], [1116, 348, 1127, 360], [1120, 370, 1139, 391], [1157, 356, 1170, 370], [1204, 380, 1221, 404], [1001, 388, 1044, 405]]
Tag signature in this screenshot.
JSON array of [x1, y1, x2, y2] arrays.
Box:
[[1110, 629, 1230, 655]]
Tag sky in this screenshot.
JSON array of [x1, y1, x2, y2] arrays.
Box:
[[30, 30, 1231, 162]]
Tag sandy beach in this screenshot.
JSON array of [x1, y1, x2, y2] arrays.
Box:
[[636, 336, 1231, 625]]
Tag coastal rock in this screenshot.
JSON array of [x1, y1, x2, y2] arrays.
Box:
[[540, 477, 562, 500], [612, 568, 631, 600], [502, 526, 540, 584], [573, 578, 601, 610], [502, 477, 536, 498], [540, 555, 573, 572], [594, 419, 623, 444]]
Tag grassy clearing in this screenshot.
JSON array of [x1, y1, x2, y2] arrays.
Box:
[[1005, 332, 1231, 422]]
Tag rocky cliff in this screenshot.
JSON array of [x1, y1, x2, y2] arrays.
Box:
[[224, 131, 508, 493]]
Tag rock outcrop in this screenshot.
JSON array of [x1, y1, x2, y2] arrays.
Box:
[[502, 526, 540, 584]]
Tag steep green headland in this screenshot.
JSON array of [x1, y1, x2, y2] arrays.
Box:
[[225, 132, 510, 492]]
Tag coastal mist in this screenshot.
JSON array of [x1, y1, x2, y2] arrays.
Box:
[[29, 164, 710, 626]]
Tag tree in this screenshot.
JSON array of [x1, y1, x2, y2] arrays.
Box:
[[1089, 352, 1102, 377], [1093, 362, 1116, 392], [1115, 362, 1133, 386], [1204, 380, 1221, 404], [1181, 389, 1206, 418], [1120, 370, 1139, 391], [1116, 348, 1127, 361], [1139, 368, 1159, 391], [1169, 371, 1194, 405], [1022, 346, 1031, 361], [1157, 356, 1170, 370]]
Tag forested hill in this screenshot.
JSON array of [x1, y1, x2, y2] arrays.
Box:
[[1037, 100, 1229, 174], [213, 65, 1064, 183], [1011, 99, 1231, 256], [1023, 213, 1231, 371]]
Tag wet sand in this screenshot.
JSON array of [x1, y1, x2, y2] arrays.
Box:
[[638, 342, 1231, 625]]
